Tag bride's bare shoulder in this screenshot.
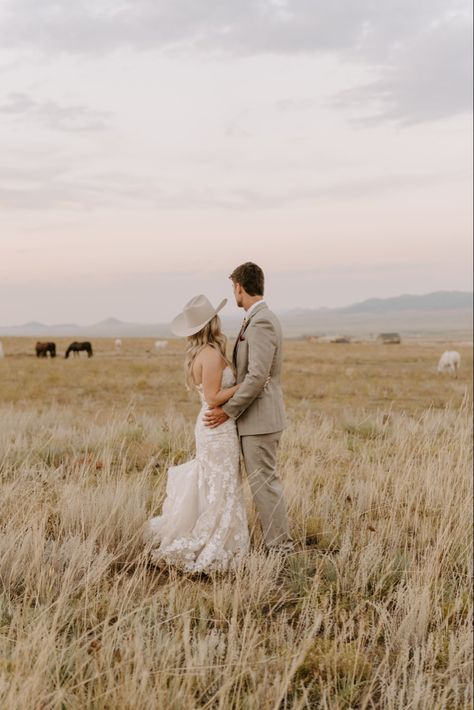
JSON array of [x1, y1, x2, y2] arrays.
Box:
[[195, 345, 221, 365]]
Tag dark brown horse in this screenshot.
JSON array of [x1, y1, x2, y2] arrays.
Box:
[[65, 341, 93, 358], [36, 342, 56, 358]]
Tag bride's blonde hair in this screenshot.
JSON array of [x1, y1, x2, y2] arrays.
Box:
[[184, 315, 232, 389]]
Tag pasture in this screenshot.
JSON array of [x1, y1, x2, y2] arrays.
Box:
[[0, 337, 472, 708]]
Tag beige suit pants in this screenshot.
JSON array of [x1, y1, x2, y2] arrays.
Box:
[[240, 432, 291, 548]]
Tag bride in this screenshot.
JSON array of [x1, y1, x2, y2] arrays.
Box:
[[144, 294, 250, 573]]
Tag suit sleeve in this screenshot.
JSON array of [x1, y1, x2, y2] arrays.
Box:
[[222, 318, 276, 420]]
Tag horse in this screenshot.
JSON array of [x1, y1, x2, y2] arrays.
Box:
[[437, 351, 461, 377], [65, 341, 93, 358], [36, 342, 56, 358]]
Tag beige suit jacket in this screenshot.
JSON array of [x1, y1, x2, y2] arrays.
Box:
[[222, 302, 287, 436]]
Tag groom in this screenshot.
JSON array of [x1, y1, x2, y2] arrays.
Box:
[[204, 262, 293, 552]]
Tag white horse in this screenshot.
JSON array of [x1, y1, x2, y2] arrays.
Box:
[[115, 338, 122, 352], [437, 351, 461, 377], [155, 340, 168, 351]]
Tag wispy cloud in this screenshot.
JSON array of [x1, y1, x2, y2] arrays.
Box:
[[0, 92, 110, 132], [0, 0, 460, 58], [333, 16, 472, 125], [0, 1, 471, 125], [0, 165, 466, 213]]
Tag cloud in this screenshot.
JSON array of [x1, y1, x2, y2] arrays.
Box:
[[0, 164, 465, 213], [0, 92, 110, 131], [334, 15, 472, 124], [0, 0, 471, 125], [198, 171, 468, 210], [0, 0, 462, 57]]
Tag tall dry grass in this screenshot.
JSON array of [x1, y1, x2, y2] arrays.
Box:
[[0, 338, 472, 708]]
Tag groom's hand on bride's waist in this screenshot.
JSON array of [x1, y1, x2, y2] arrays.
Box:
[[204, 407, 229, 428]]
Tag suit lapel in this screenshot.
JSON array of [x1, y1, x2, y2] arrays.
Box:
[[232, 334, 239, 367]]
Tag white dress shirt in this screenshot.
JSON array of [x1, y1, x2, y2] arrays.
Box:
[[244, 300, 266, 320]]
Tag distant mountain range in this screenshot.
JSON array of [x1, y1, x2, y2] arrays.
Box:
[[337, 290, 471, 313], [0, 290, 472, 339], [281, 290, 472, 315]]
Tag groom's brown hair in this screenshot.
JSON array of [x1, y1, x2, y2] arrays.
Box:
[[229, 262, 264, 296]]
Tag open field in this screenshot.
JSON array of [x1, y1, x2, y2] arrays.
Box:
[[0, 338, 472, 708]]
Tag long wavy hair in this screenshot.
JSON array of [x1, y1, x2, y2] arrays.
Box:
[[184, 315, 232, 389]]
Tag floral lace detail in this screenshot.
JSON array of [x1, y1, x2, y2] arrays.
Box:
[[144, 367, 249, 573]]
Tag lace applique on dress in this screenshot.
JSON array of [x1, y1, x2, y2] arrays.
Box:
[[144, 367, 249, 573]]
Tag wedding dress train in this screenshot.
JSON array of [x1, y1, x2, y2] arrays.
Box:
[[145, 367, 250, 573]]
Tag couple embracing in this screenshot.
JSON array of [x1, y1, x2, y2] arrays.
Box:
[[144, 262, 294, 573]]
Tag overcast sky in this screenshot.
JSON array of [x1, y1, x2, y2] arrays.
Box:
[[0, 0, 472, 324]]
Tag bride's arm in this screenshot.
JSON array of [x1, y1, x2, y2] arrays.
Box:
[[200, 348, 239, 408], [207, 383, 240, 408]]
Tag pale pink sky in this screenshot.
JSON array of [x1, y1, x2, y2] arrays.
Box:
[[0, 1, 472, 324]]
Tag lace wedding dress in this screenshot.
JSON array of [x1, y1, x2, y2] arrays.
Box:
[[145, 367, 250, 573]]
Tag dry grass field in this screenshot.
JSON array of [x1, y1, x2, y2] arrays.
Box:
[[0, 337, 472, 709]]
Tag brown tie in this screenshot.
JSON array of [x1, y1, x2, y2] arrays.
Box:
[[233, 317, 248, 366], [238, 316, 248, 340]]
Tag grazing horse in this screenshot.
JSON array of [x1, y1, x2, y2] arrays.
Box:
[[437, 351, 461, 377], [36, 342, 56, 358], [65, 341, 93, 358]]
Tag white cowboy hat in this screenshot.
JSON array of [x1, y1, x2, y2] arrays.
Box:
[[170, 294, 227, 337]]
